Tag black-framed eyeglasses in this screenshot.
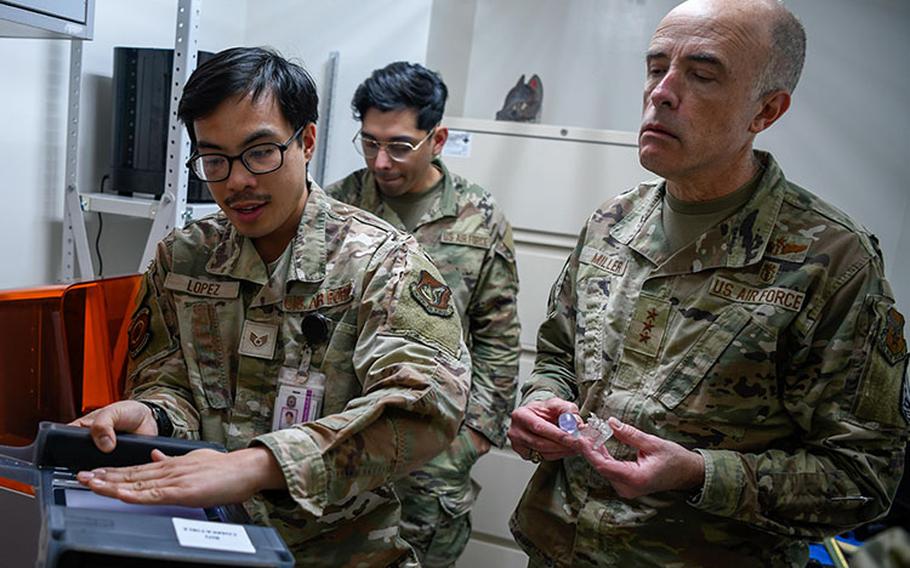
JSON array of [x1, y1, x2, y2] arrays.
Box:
[[186, 126, 304, 182], [352, 127, 436, 162]]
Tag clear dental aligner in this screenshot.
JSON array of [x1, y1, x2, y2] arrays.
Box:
[[558, 413, 613, 449]]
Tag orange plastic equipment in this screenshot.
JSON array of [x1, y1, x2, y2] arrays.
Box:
[[0, 274, 142, 449]]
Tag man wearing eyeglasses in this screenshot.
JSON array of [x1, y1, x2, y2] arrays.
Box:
[[70, 47, 471, 567], [327, 61, 521, 567]]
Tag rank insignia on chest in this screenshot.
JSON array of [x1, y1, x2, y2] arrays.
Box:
[[238, 320, 279, 360], [624, 295, 671, 358], [879, 307, 908, 365], [128, 306, 151, 358], [410, 270, 454, 317]]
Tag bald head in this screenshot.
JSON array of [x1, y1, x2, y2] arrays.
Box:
[[665, 0, 806, 97]]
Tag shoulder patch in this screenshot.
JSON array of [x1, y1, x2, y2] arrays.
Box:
[[880, 307, 908, 365], [128, 306, 152, 358], [410, 270, 455, 317], [853, 299, 909, 428]]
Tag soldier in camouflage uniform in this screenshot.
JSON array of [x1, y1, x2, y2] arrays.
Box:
[[71, 47, 470, 567], [507, 1, 910, 566], [327, 62, 521, 567]]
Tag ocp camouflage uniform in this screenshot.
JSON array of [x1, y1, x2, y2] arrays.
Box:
[[125, 183, 471, 567], [328, 158, 520, 566], [511, 152, 910, 567]]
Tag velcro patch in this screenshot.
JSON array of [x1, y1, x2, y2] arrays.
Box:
[[410, 270, 454, 317], [441, 231, 492, 249], [580, 246, 627, 276], [766, 235, 812, 263], [758, 261, 780, 284], [879, 307, 908, 365], [128, 306, 151, 358], [238, 320, 278, 360], [854, 300, 908, 427], [284, 282, 355, 312], [164, 273, 239, 298], [709, 275, 805, 312], [624, 295, 671, 358]]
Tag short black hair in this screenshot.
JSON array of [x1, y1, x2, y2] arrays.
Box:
[[351, 61, 447, 132], [178, 46, 318, 146]]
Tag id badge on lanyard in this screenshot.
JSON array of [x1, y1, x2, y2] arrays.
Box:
[[271, 314, 330, 432]]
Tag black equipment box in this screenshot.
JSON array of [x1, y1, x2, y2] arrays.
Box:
[[110, 47, 215, 203], [0, 422, 294, 567]]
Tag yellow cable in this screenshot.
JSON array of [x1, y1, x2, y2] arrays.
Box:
[[823, 536, 849, 568]]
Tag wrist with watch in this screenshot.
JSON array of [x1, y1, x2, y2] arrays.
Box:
[[138, 400, 174, 438]]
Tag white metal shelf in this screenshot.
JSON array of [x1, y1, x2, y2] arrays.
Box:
[[79, 192, 220, 221], [61, 0, 201, 281]]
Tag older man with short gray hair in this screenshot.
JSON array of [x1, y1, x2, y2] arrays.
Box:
[[508, 1, 909, 565]]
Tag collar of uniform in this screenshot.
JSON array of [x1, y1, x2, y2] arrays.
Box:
[[205, 222, 268, 285], [428, 157, 458, 220], [204, 181, 328, 284], [714, 151, 784, 268], [609, 151, 785, 271], [287, 182, 328, 283], [361, 157, 457, 230], [607, 181, 664, 253]]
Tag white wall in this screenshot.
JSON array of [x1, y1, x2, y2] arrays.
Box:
[[0, 37, 68, 288], [244, 0, 435, 187], [426, 0, 478, 116]]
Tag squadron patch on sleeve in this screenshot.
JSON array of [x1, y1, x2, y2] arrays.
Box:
[[853, 301, 909, 427], [410, 270, 455, 317], [880, 307, 908, 365], [128, 306, 152, 358]]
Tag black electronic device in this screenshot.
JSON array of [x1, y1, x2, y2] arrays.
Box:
[[110, 47, 215, 202], [0, 422, 294, 567]]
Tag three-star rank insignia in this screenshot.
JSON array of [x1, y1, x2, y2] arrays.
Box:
[[410, 270, 454, 317], [128, 306, 151, 358], [624, 295, 671, 358], [880, 307, 908, 365]]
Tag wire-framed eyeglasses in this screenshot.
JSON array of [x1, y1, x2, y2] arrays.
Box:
[[187, 126, 304, 183], [352, 128, 436, 162]]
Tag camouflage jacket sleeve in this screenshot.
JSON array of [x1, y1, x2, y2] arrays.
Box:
[[692, 252, 909, 538], [464, 220, 522, 447], [519, 227, 588, 407], [253, 235, 470, 517], [125, 240, 201, 439]]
